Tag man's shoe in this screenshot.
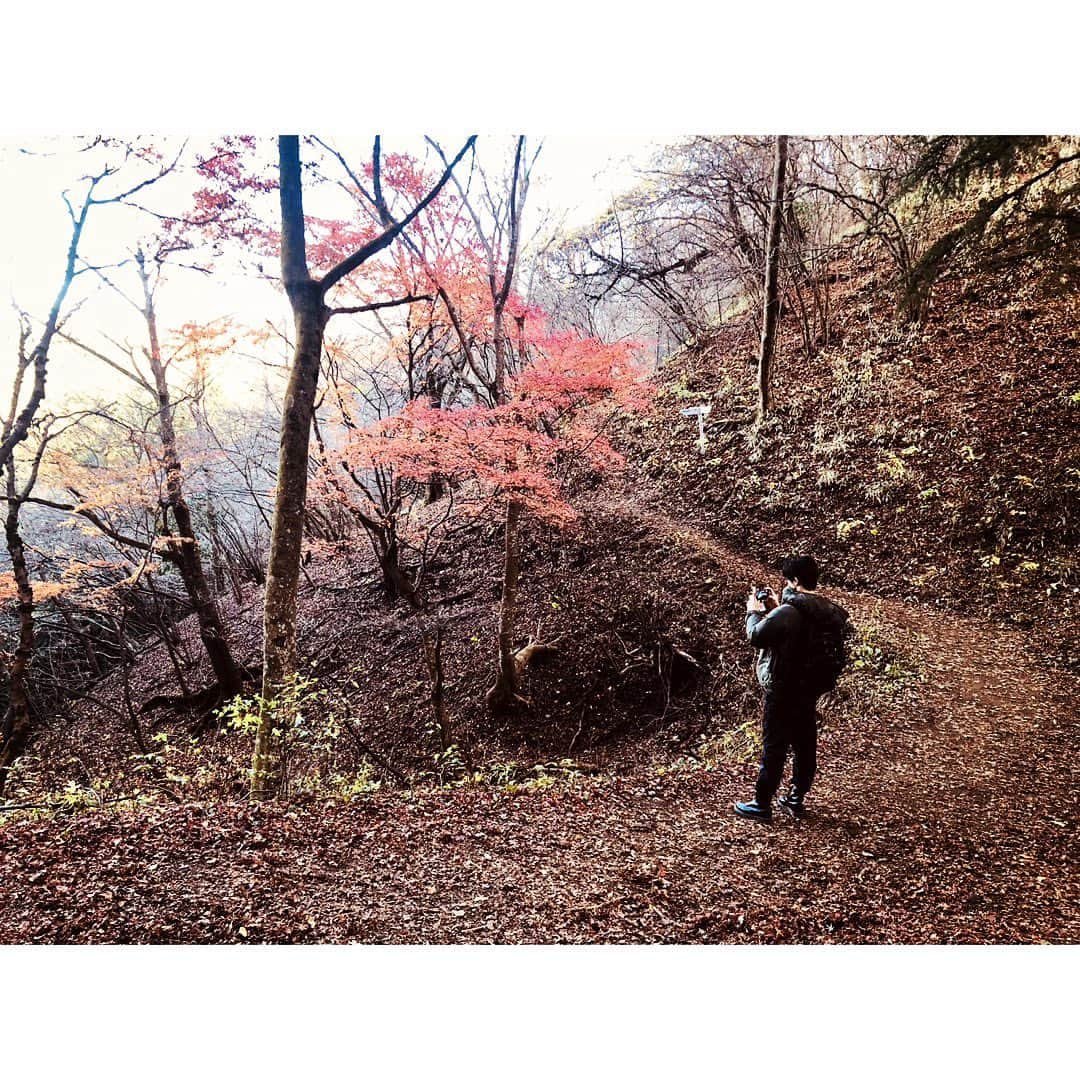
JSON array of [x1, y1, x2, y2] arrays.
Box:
[[734, 799, 772, 823], [778, 788, 806, 818]]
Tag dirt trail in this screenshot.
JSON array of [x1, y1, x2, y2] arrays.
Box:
[[1, 499, 1076, 943], [603, 492, 1070, 775], [608, 492, 1078, 828]]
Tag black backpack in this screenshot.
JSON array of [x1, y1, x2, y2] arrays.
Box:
[[788, 595, 852, 697]]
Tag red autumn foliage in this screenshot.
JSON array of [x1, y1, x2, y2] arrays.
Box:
[[342, 324, 653, 524], [159, 136, 279, 259]]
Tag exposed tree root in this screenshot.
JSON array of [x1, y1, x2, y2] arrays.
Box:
[[141, 666, 260, 735], [486, 623, 564, 713]]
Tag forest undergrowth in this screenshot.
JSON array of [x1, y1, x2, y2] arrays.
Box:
[[2, 135, 1077, 943], [1, 493, 1076, 943]]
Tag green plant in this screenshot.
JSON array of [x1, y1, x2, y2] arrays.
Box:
[[667, 371, 709, 402], [698, 717, 761, 767], [486, 760, 520, 786], [877, 451, 910, 484], [219, 675, 334, 795], [433, 742, 466, 785], [55, 779, 99, 812], [331, 760, 382, 800], [129, 733, 192, 787], [220, 675, 328, 744], [811, 423, 853, 462], [218, 693, 263, 737], [832, 349, 878, 405], [504, 771, 559, 795], [837, 518, 866, 541], [848, 622, 921, 687]]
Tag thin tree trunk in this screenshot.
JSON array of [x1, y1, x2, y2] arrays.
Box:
[[137, 251, 245, 699], [757, 135, 788, 418], [493, 309, 508, 405], [424, 368, 446, 503], [251, 136, 326, 800], [250, 284, 325, 798], [487, 316, 524, 712], [484, 140, 531, 711], [486, 497, 523, 711], [0, 200, 90, 475], [0, 479, 35, 798], [204, 497, 231, 596], [56, 597, 102, 677], [144, 573, 193, 697], [419, 622, 452, 752], [117, 606, 150, 757]]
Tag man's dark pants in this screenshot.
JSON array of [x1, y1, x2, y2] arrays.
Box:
[[755, 689, 819, 804]]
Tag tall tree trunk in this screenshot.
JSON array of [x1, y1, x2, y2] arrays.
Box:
[[757, 135, 788, 419], [486, 497, 523, 711], [487, 311, 526, 711], [250, 133, 475, 798], [250, 283, 325, 798], [137, 252, 245, 699], [483, 141, 531, 711], [0, 479, 35, 798], [251, 136, 326, 800]]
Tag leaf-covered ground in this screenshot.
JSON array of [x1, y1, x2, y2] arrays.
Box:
[[632, 249, 1080, 672], [4, 229, 1077, 944], [2, 516, 1075, 944]]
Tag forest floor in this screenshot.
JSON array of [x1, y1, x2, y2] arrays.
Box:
[[2, 502, 1076, 944]]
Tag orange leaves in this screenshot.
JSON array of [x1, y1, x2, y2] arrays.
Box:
[[0, 574, 73, 604], [304, 217, 382, 278], [513, 329, 653, 418], [509, 328, 654, 473], [342, 400, 567, 523], [0, 556, 125, 606], [167, 317, 237, 362]]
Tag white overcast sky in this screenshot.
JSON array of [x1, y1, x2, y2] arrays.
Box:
[[0, 135, 659, 407]]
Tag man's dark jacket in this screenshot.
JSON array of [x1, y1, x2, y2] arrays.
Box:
[[745, 587, 850, 694]]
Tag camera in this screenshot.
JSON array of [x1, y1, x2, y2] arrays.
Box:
[[754, 586, 778, 611]]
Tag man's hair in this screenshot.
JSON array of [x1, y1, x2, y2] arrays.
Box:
[[780, 555, 820, 590]]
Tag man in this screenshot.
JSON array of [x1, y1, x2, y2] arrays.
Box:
[[735, 555, 851, 823]]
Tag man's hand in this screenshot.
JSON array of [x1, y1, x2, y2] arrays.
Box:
[[747, 590, 767, 613]]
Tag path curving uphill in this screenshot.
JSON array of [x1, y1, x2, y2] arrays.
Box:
[[1, 502, 1076, 943]]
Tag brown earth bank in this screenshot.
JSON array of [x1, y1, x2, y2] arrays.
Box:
[[631, 237, 1080, 672], [12, 489, 801, 801], [2, 517, 1076, 944]]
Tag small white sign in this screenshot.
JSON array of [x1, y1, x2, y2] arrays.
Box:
[[679, 404, 712, 453]]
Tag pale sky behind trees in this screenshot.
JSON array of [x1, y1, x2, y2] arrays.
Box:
[[0, 135, 657, 406]]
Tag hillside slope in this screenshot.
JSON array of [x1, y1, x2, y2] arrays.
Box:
[[633, 241, 1079, 670], [2, 513, 1076, 944], [10, 222, 1079, 807], [13, 493, 771, 800], [3, 186, 1078, 943]]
